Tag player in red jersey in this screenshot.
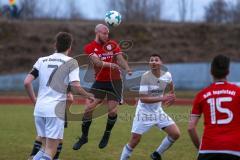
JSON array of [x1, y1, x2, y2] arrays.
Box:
[[188, 54, 240, 160], [73, 24, 132, 150]]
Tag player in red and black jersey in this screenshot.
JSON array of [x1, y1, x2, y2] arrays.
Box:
[[73, 24, 132, 150], [188, 55, 240, 160]]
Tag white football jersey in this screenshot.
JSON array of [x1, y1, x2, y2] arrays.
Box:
[[136, 71, 172, 113], [33, 53, 80, 117]]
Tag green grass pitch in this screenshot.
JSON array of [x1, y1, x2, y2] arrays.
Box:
[[0, 104, 203, 160]]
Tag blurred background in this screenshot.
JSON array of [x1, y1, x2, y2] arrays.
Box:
[[0, 0, 240, 95]]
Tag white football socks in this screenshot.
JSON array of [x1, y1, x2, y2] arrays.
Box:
[[40, 153, 52, 160], [156, 136, 175, 155], [33, 149, 44, 160], [33, 149, 52, 160], [120, 144, 133, 160]]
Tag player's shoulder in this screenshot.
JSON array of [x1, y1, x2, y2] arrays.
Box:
[[36, 55, 50, 63], [84, 40, 95, 50], [55, 54, 78, 69], [162, 71, 172, 78], [226, 82, 240, 89], [108, 39, 118, 44], [60, 54, 73, 61], [226, 82, 240, 95], [211, 81, 240, 91], [52, 53, 74, 62], [84, 41, 98, 55], [198, 85, 211, 96], [142, 71, 151, 77], [194, 83, 217, 103], [159, 71, 172, 83], [108, 39, 121, 50]]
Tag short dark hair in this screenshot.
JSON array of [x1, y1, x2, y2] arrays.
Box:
[[150, 54, 162, 60], [211, 54, 230, 79], [55, 32, 73, 53]]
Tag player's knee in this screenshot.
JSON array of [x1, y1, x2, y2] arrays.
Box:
[[86, 99, 102, 108], [85, 102, 98, 112], [130, 134, 141, 147], [84, 106, 96, 116], [169, 129, 180, 140], [174, 131, 180, 140]]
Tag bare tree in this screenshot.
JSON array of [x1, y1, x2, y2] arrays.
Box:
[[19, 0, 39, 19], [146, 0, 163, 21], [189, 0, 194, 21], [178, 0, 188, 22], [45, 0, 63, 19], [108, 0, 164, 22], [229, 0, 240, 23], [178, 0, 196, 22], [66, 0, 83, 19], [204, 0, 230, 24]]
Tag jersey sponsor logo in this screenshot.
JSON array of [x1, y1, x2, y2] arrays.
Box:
[[151, 89, 162, 94], [42, 58, 65, 64], [203, 90, 236, 99], [100, 52, 114, 60]]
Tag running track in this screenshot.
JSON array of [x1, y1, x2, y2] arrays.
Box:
[[0, 96, 193, 106]]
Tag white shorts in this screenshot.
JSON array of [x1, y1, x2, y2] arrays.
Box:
[[131, 111, 175, 135], [35, 116, 65, 139]]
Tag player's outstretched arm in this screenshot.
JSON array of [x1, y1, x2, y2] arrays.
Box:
[[24, 74, 36, 104], [188, 115, 201, 149], [116, 54, 132, 75], [70, 81, 95, 102]]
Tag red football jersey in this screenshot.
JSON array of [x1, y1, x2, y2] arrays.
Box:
[[84, 40, 122, 81], [192, 81, 240, 154]]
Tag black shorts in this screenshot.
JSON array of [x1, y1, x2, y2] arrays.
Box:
[[198, 153, 240, 160], [90, 80, 122, 102]]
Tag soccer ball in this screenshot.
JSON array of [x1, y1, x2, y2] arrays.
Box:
[[105, 10, 122, 27]]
